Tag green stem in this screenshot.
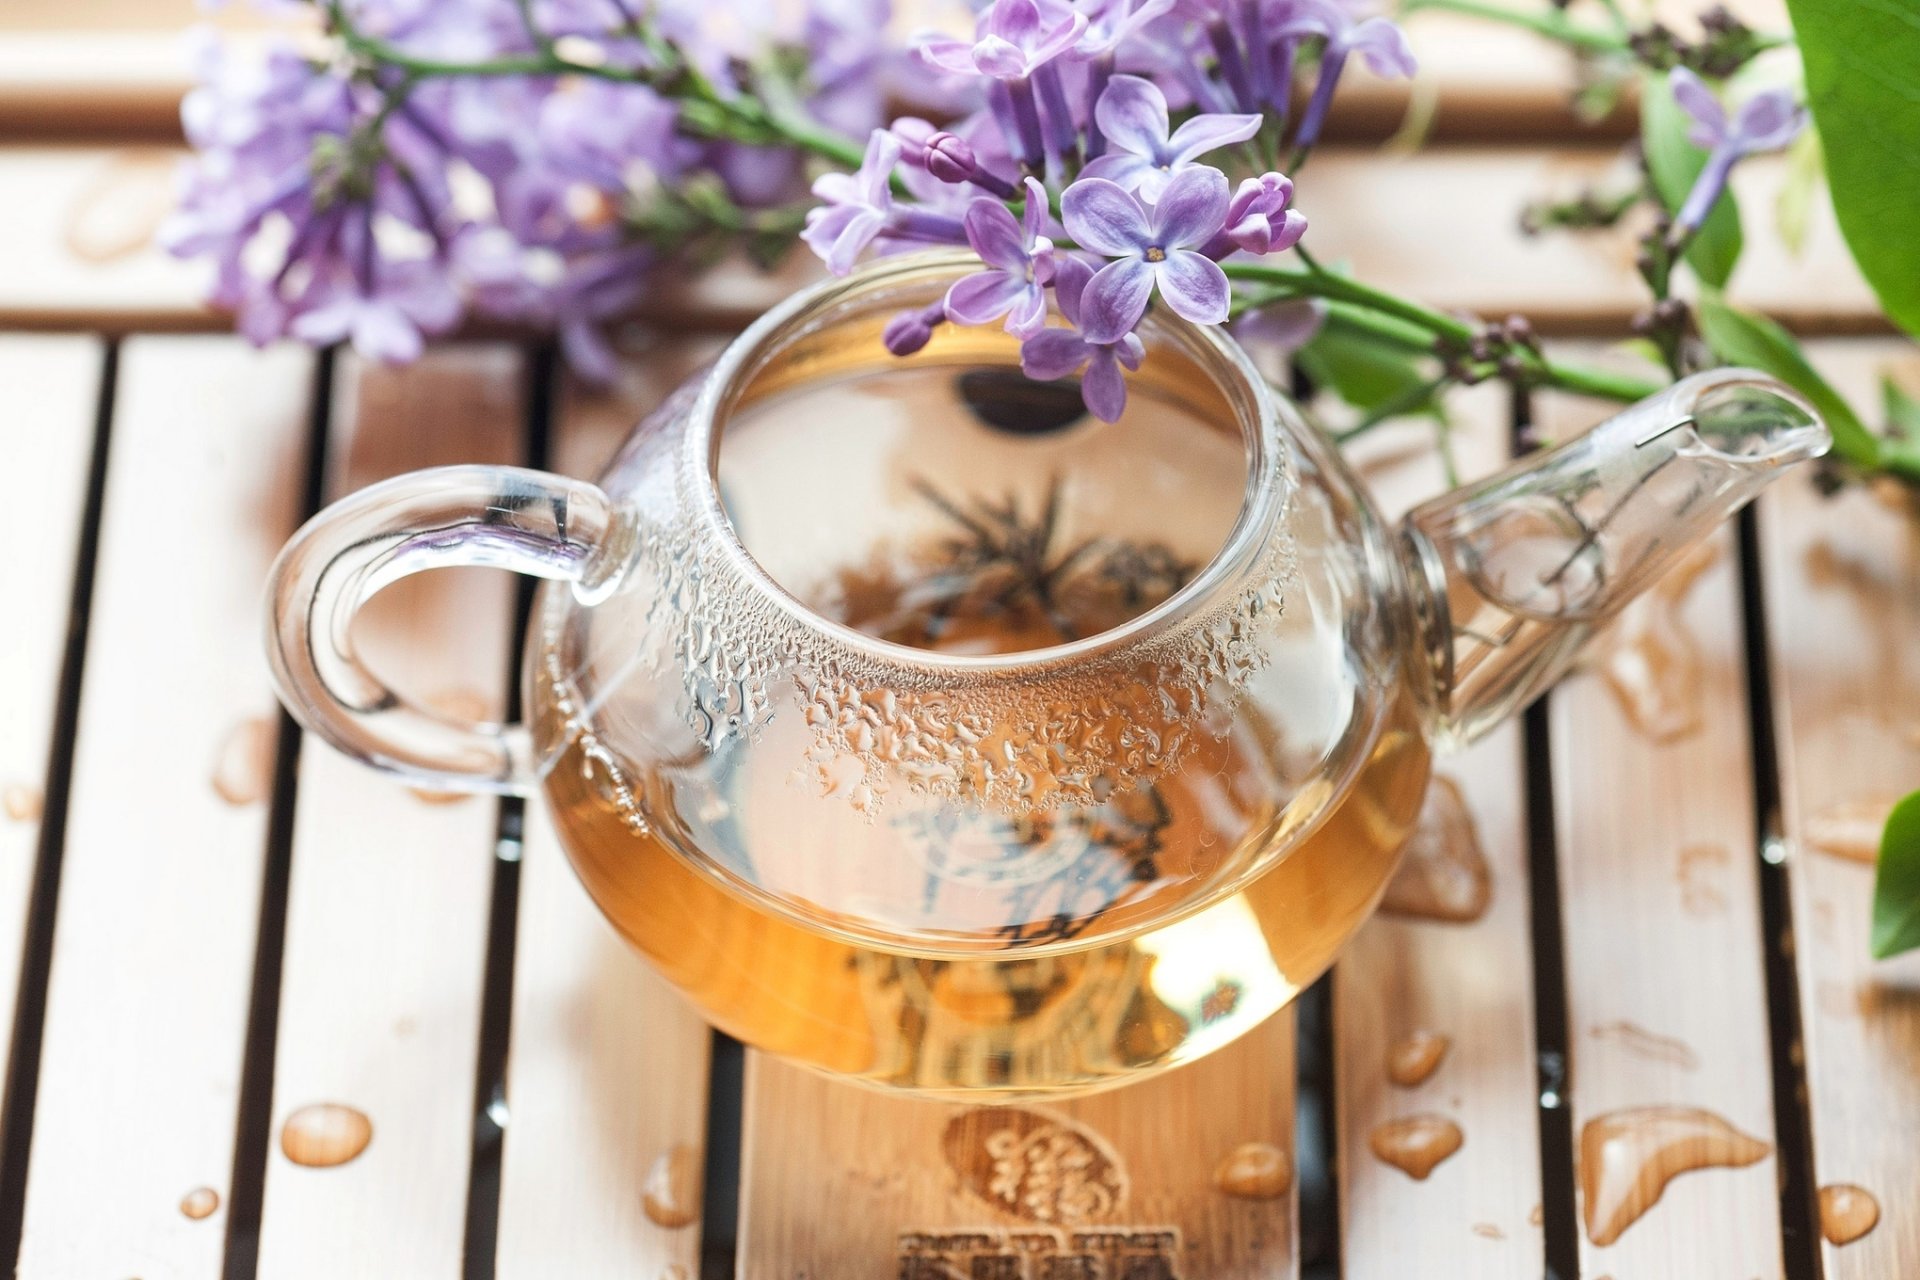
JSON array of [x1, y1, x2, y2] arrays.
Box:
[[323, 0, 868, 170], [1398, 0, 1631, 54], [1334, 375, 1451, 442], [1225, 261, 1478, 346], [1228, 268, 1665, 404]]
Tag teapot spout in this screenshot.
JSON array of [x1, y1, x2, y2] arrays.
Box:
[[1400, 367, 1828, 749]]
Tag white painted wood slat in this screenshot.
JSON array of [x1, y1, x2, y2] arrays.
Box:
[[1541, 378, 1783, 1276], [16, 336, 314, 1279], [254, 346, 524, 1279], [1334, 394, 1544, 1278], [0, 336, 105, 1146], [1763, 341, 1920, 1280]]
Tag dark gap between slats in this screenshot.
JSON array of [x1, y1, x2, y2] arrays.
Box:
[[462, 342, 558, 1279], [1512, 384, 1582, 1280], [222, 346, 337, 1280], [699, 1031, 746, 1280], [1286, 360, 1343, 1280], [1294, 972, 1341, 1280], [1734, 507, 1821, 1280], [0, 341, 119, 1272]]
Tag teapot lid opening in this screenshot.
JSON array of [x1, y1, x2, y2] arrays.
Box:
[[680, 250, 1294, 679]]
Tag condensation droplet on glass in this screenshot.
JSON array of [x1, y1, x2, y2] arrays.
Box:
[[211, 716, 276, 806], [1212, 1142, 1291, 1200], [1818, 1183, 1880, 1246], [1368, 1115, 1464, 1180], [1380, 777, 1491, 924], [1387, 1030, 1450, 1087], [281, 1102, 374, 1168], [179, 1186, 219, 1220], [1578, 1106, 1770, 1246], [643, 1144, 702, 1228], [2, 783, 43, 823]]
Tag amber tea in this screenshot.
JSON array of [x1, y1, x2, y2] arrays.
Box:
[[534, 353, 1431, 1095]]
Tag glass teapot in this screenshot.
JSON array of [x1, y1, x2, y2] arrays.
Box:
[[265, 253, 1826, 1098]]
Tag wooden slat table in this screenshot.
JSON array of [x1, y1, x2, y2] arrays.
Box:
[[1, 5, 1915, 1278]]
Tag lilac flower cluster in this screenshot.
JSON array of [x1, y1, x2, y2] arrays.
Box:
[[803, 0, 1413, 419], [164, 0, 902, 377]]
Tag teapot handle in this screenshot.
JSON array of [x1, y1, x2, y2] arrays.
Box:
[[264, 465, 624, 795]]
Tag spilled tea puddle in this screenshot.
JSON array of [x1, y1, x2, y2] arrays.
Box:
[[2, 783, 42, 823], [211, 716, 276, 807], [1379, 777, 1490, 924], [280, 1102, 373, 1168], [1818, 1183, 1880, 1245], [643, 1144, 702, 1228], [1588, 1021, 1699, 1071], [1213, 1142, 1291, 1200], [1578, 1106, 1769, 1245], [1804, 797, 1898, 863], [1386, 1030, 1450, 1087], [1369, 1115, 1463, 1180], [179, 1186, 219, 1220], [1596, 543, 1719, 743]]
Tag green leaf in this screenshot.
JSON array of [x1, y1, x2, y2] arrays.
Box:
[[1872, 791, 1920, 958], [1785, 0, 1920, 340], [1884, 374, 1920, 437], [1296, 325, 1438, 417], [1694, 291, 1879, 467], [1641, 69, 1743, 289], [1774, 126, 1824, 258], [1882, 373, 1920, 476]]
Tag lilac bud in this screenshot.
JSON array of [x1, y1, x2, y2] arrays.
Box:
[[925, 132, 978, 185], [883, 302, 947, 356]]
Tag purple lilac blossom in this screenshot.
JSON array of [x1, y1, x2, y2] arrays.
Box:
[[945, 176, 1058, 338], [1233, 297, 1324, 354], [914, 0, 1088, 80], [1061, 167, 1232, 343], [802, 129, 903, 273], [1021, 254, 1145, 421], [1210, 171, 1307, 255], [1291, 4, 1416, 149], [1078, 75, 1260, 200], [1668, 66, 1806, 236]]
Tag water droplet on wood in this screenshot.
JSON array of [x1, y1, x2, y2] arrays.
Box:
[[1381, 777, 1490, 923], [1369, 1115, 1463, 1180], [179, 1187, 219, 1220], [643, 1144, 701, 1228], [1387, 1030, 1450, 1087], [281, 1103, 373, 1168], [1677, 843, 1729, 916], [1578, 1106, 1769, 1246], [211, 717, 275, 806], [1805, 798, 1897, 863], [1818, 1183, 1879, 1245], [1589, 1020, 1699, 1070], [1596, 544, 1717, 742], [1213, 1142, 1291, 1199], [2, 783, 43, 823], [1528, 1203, 1542, 1226]]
